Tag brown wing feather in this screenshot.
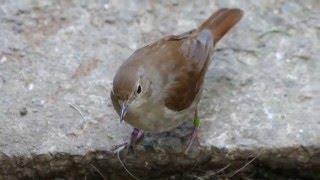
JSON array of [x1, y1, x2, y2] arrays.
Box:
[[199, 8, 244, 43], [164, 30, 213, 111], [164, 8, 243, 111]]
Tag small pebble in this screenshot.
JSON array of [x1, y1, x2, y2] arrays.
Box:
[[0, 56, 7, 63], [19, 107, 28, 116]]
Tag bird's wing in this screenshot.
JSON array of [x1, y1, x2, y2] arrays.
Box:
[[163, 8, 243, 112], [164, 30, 214, 111]]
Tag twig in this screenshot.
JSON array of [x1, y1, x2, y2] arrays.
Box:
[[215, 47, 257, 56], [91, 164, 107, 180], [228, 154, 259, 177], [116, 146, 141, 180]]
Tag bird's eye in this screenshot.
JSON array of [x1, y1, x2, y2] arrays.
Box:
[[136, 85, 142, 94]]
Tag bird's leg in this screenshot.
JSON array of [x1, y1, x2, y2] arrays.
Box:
[[111, 128, 144, 152], [129, 128, 144, 147], [185, 108, 200, 154]]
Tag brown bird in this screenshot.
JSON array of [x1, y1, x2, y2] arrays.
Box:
[[111, 8, 244, 152]]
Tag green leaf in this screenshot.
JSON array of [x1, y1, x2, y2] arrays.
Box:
[[193, 117, 201, 127]]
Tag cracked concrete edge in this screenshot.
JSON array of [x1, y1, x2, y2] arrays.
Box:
[[1, 145, 319, 179]]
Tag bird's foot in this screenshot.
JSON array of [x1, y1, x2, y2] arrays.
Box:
[[184, 117, 201, 154], [111, 128, 144, 152]]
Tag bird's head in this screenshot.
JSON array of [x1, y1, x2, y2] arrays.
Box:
[[111, 62, 151, 122]]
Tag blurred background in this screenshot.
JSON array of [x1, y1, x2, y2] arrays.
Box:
[[0, 0, 319, 179]]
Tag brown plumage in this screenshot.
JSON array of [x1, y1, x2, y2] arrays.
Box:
[[111, 8, 244, 133]]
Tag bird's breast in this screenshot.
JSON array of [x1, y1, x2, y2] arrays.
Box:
[[125, 98, 196, 133]]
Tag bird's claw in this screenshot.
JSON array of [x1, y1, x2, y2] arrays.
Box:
[[111, 128, 144, 153]]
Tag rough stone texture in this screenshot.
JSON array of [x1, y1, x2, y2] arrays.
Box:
[[0, 0, 319, 179]]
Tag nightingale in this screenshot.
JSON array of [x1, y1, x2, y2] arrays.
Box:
[[111, 8, 244, 152]]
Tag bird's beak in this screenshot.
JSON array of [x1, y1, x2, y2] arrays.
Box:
[[120, 102, 128, 123]]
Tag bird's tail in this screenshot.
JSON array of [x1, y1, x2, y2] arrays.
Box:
[[199, 8, 244, 44]]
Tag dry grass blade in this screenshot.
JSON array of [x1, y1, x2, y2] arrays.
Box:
[[91, 164, 107, 180], [228, 154, 259, 177], [258, 29, 290, 39], [98, 84, 109, 102], [116, 146, 141, 180], [69, 103, 86, 122], [212, 163, 231, 176], [196, 163, 231, 179]]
